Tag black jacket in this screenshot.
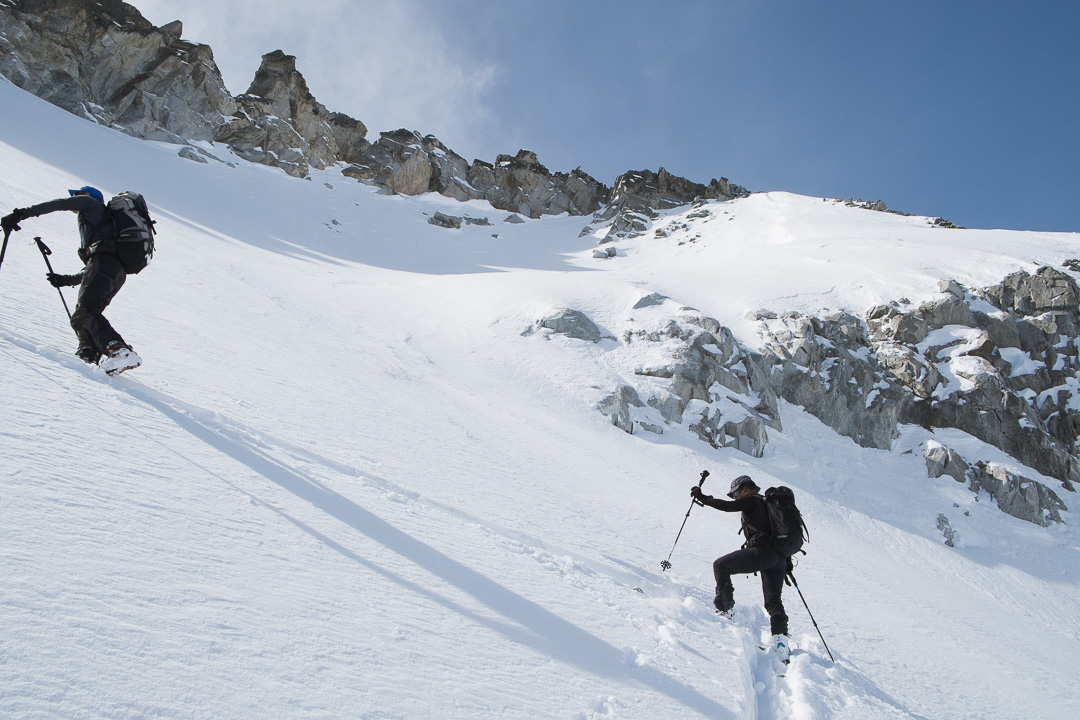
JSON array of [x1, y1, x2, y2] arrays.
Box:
[[696, 493, 772, 548], [23, 195, 117, 261]]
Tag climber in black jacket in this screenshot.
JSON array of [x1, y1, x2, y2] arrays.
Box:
[[2, 186, 141, 375], [691, 474, 790, 659]]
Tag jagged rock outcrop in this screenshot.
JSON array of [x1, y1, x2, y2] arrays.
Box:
[[755, 310, 908, 449], [842, 197, 963, 228], [345, 140, 608, 215], [582, 296, 780, 457], [597, 168, 749, 241], [0, 0, 236, 143], [752, 267, 1080, 492], [925, 442, 970, 483], [0, 1, 746, 222], [577, 264, 1080, 495], [967, 462, 1068, 527], [218, 50, 368, 178], [465, 150, 608, 219], [598, 385, 659, 435], [925, 442, 1067, 527], [345, 130, 447, 195]]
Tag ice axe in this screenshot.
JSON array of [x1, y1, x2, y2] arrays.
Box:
[[34, 237, 73, 324], [660, 469, 709, 572]]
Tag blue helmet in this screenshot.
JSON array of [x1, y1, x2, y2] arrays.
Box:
[[68, 186, 104, 204]]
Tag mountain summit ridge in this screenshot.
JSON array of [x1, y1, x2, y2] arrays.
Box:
[[0, 0, 747, 218]]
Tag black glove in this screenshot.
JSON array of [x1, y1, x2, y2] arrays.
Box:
[[691, 486, 708, 504], [1, 208, 26, 233], [47, 272, 82, 288]]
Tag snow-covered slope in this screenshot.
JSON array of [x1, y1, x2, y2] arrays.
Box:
[[2, 76, 1078, 720]]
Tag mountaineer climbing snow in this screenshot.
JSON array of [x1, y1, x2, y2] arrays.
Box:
[[691, 474, 807, 665], [2, 186, 154, 376]]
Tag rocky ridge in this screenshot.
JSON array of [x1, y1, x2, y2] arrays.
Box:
[[0, 0, 746, 221]]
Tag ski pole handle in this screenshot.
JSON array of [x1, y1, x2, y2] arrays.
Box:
[[697, 470, 710, 487]]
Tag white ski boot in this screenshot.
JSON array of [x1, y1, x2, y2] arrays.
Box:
[[100, 343, 142, 376], [772, 634, 791, 664]]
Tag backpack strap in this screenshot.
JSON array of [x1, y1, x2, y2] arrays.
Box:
[[740, 495, 770, 546]]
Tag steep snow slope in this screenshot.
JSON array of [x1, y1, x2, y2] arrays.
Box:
[[1, 77, 1078, 719]]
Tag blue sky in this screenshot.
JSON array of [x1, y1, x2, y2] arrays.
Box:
[[135, 1, 1078, 232]]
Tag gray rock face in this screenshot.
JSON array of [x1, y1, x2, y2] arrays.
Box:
[[464, 150, 609, 218], [598, 167, 749, 240], [0, 0, 237, 143], [925, 444, 970, 483], [755, 267, 1080, 492], [535, 309, 611, 343], [691, 412, 769, 458], [580, 300, 779, 458], [969, 462, 1068, 526], [531, 267, 1080, 500], [347, 129, 443, 195], [757, 310, 906, 449], [924, 442, 1067, 527], [0, 1, 748, 223], [598, 385, 646, 434], [217, 50, 368, 178]]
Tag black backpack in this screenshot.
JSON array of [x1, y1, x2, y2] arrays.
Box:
[[762, 486, 808, 557], [107, 191, 156, 274]]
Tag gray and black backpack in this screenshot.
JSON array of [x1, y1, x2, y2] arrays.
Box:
[[106, 191, 156, 274], [762, 486, 808, 557]]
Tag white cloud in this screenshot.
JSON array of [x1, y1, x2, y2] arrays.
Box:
[[132, 0, 502, 156]]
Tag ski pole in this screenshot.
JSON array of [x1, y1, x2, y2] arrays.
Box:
[[34, 237, 73, 324], [0, 227, 12, 276], [787, 571, 835, 662], [661, 470, 709, 572]]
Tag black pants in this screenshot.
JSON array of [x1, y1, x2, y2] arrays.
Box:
[[72, 253, 127, 353], [713, 545, 789, 636]]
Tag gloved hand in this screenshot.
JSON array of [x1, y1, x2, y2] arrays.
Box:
[[691, 486, 708, 504], [1, 208, 26, 233], [47, 272, 82, 288]]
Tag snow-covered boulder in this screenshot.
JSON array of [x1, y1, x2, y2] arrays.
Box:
[[535, 309, 611, 343], [924, 442, 970, 483], [968, 462, 1068, 526]]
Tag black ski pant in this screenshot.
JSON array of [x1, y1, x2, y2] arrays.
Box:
[[713, 544, 789, 636], [72, 253, 127, 354]]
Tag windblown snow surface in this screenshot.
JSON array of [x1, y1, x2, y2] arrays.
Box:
[[1, 77, 1078, 719]]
